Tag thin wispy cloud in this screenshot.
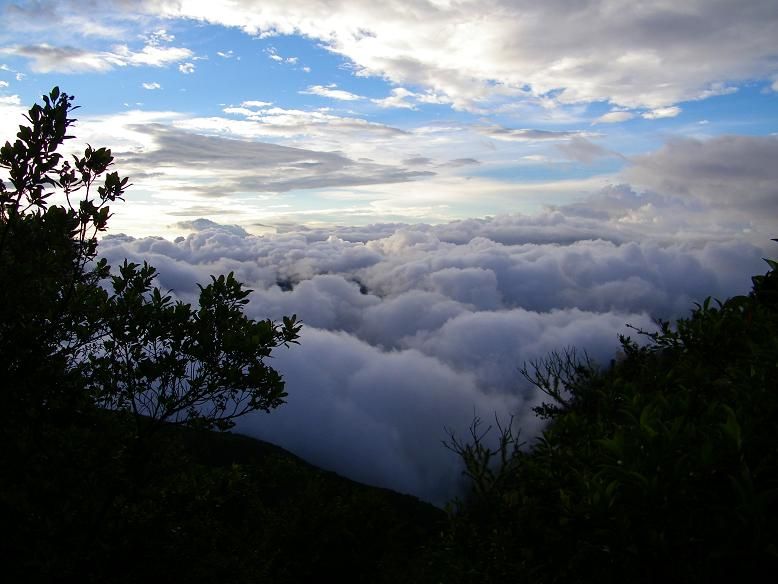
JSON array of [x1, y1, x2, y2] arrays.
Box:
[[301, 84, 364, 101]]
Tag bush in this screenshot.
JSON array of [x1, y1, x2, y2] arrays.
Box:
[[0, 87, 301, 581], [438, 251, 778, 583]]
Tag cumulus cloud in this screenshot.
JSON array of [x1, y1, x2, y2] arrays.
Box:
[[178, 62, 195, 74], [142, 81, 161, 90], [96, 211, 769, 503]]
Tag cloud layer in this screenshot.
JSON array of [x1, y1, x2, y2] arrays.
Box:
[[97, 213, 768, 503]]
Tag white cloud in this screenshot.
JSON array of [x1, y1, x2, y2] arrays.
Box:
[[772, 79, 778, 92], [1, 42, 192, 73], [594, 110, 635, 124], [301, 84, 363, 101], [215, 103, 410, 142], [142, 81, 161, 90], [642, 106, 681, 119], [178, 62, 195, 74], [372, 87, 417, 109], [265, 47, 298, 64], [0, 93, 24, 140], [216, 50, 234, 58], [146, 28, 175, 44], [0, 80, 8, 88]]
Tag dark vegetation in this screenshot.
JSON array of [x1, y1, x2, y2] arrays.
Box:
[[2, 89, 777, 582]]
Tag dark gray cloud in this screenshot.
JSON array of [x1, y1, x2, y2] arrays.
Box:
[[625, 135, 778, 218], [403, 156, 433, 166], [120, 124, 434, 195], [440, 157, 481, 167]]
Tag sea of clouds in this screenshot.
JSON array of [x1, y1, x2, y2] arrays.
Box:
[[98, 195, 770, 505]]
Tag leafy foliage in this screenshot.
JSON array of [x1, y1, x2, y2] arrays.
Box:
[[0, 88, 325, 581], [435, 252, 778, 582], [0, 87, 301, 432]]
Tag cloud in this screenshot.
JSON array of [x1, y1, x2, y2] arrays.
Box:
[[556, 136, 620, 164], [2, 1, 125, 38], [1, 42, 192, 73], [403, 156, 433, 166], [372, 87, 417, 109], [441, 158, 481, 167], [477, 125, 589, 141], [178, 62, 195, 74], [593, 110, 635, 124], [0, 81, 7, 88], [0, 93, 24, 139], [241, 100, 273, 108], [370, 87, 449, 110], [121, 0, 778, 112], [266, 47, 299, 64], [625, 135, 778, 219], [215, 102, 410, 141], [216, 50, 234, 58], [96, 213, 768, 502], [145, 28, 175, 44], [142, 82, 161, 90], [117, 123, 433, 196], [642, 106, 681, 119], [301, 84, 364, 101], [175, 218, 249, 237]]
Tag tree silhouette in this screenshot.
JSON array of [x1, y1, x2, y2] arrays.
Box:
[[0, 87, 301, 431], [437, 253, 778, 583]]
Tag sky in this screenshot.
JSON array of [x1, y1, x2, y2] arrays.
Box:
[[1, 0, 777, 504]]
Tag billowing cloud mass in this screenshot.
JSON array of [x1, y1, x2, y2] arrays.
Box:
[[97, 211, 769, 504]]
